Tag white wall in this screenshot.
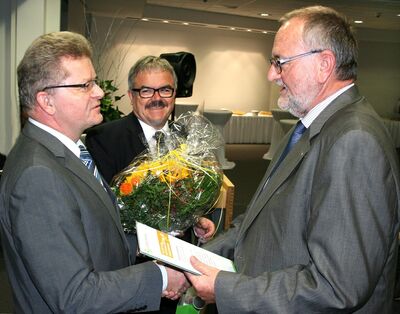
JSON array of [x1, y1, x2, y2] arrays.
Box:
[[0, 0, 60, 155], [90, 16, 400, 119], [90, 17, 277, 115]]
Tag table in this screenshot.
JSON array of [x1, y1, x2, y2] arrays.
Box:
[[263, 109, 296, 160], [223, 115, 274, 144], [203, 110, 236, 169]]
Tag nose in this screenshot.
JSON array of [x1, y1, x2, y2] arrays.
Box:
[[267, 64, 280, 82], [152, 89, 163, 100], [93, 82, 105, 99]]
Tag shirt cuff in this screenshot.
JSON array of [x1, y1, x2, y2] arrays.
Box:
[[156, 263, 168, 291]]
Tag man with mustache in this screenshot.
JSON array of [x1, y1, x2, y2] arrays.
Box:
[[86, 56, 214, 242], [186, 6, 400, 313], [85, 56, 215, 313], [86, 56, 177, 184], [86, 54, 214, 228]]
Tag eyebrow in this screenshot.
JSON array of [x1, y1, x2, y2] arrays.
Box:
[[138, 85, 174, 89]]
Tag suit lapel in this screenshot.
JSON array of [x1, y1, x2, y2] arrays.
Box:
[[64, 157, 121, 217], [128, 113, 148, 156], [237, 130, 310, 241], [24, 123, 127, 241], [236, 85, 363, 243]]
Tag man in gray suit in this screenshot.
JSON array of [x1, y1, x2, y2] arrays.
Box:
[[186, 6, 400, 313], [0, 31, 189, 313]]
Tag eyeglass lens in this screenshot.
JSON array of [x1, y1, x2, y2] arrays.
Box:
[[136, 87, 174, 98]]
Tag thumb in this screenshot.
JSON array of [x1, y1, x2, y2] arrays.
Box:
[[190, 256, 209, 274]]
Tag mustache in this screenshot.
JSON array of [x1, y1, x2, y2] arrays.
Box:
[[276, 79, 285, 88], [145, 100, 167, 109]]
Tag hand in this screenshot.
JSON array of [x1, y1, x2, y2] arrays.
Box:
[[193, 217, 215, 243], [162, 267, 190, 300], [185, 256, 220, 303]]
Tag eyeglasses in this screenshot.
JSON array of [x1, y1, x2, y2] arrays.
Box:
[[269, 49, 323, 74], [42, 80, 97, 92], [131, 86, 175, 98]]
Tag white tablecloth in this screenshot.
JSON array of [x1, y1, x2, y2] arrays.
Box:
[[223, 115, 274, 144], [222, 115, 400, 149]]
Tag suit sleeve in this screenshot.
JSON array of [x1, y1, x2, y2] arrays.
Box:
[[203, 213, 244, 260], [7, 166, 163, 313], [213, 130, 399, 313]]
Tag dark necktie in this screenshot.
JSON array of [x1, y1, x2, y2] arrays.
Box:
[[267, 121, 307, 180], [79, 145, 103, 184], [153, 131, 167, 154]]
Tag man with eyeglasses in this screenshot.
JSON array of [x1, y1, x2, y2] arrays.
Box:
[[186, 6, 400, 313], [85, 56, 215, 313], [0, 32, 190, 313], [86, 56, 177, 184], [85, 55, 214, 241]]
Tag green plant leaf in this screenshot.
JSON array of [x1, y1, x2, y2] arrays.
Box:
[[97, 79, 124, 122]]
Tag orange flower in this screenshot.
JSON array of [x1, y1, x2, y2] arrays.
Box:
[[129, 176, 140, 186], [120, 182, 133, 196]]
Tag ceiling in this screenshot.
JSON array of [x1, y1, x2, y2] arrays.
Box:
[[85, 0, 400, 34], [146, 0, 400, 31]]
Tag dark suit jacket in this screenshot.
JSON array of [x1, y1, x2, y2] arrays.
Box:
[[205, 86, 400, 313], [0, 152, 5, 169], [0, 122, 162, 313], [85, 113, 147, 184], [86, 113, 185, 314]]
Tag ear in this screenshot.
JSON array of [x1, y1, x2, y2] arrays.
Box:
[[36, 91, 56, 115], [317, 50, 336, 83]]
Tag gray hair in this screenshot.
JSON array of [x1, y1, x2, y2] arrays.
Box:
[[280, 6, 358, 81], [127, 55, 177, 90], [17, 31, 93, 112]]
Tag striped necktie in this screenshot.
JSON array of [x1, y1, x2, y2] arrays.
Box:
[[153, 131, 167, 154], [79, 145, 103, 184]]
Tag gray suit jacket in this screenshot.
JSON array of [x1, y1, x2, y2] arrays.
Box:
[[0, 122, 163, 313], [205, 86, 400, 313]]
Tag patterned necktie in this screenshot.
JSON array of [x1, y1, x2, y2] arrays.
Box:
[[267, 121, 307, 180], [79, 145, 103, 184], [278, 121, 306, 163], [153, 131, 167, 154]]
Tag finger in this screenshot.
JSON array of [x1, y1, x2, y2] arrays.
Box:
[[190, 256, 208, 273], [163, 290, 178, 299], [184, 271, 199, 285], [203, 229, 214, 238], [193, 225, 206, 237], [162, 290, 172, 298]]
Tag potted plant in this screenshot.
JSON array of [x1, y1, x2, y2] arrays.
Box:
[[98, 79, 124, 122]]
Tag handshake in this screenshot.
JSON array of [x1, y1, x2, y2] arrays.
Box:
[[161, 256, 221, 305], [159, 217, 215, 300], [162, 267, 191, 300]]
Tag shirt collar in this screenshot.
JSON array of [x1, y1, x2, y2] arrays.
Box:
[[138, 118, 169, 144], [301, 83, 354, 128], [28, 117, 83, 158]]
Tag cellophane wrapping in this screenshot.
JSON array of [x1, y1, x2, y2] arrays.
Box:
[[111, 112, 223, 235]]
